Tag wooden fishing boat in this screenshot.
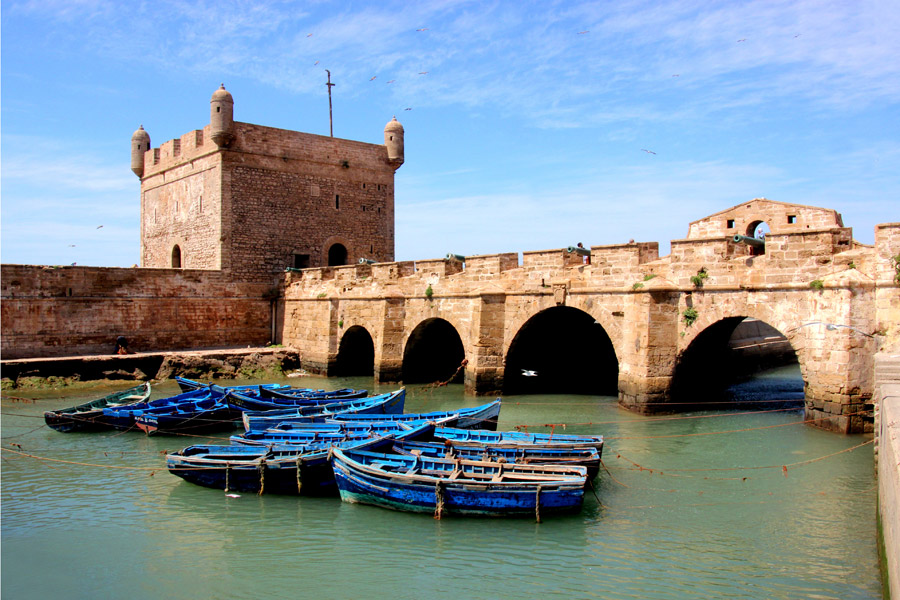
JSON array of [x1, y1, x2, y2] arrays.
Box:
[[166, 425, 433, 496], [324, 399, 501, 431], [44, 382, 152, 433], [102, 387, 224, 430], [134, 399, 242, 435], [433, 427, 604, 455], [257, 386, 368, 401], [241, 388, 406, 431], [175, 377, 291, 394], [230, 418, 452, 446], [225, 388, 369, 412], [386, 438, 602, 480], [330, 446, 587, 518]]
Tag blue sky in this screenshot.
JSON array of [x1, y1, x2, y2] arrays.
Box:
[[2, 0, 898, 267]]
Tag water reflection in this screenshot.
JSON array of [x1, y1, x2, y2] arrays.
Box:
[[0, 372, 880, 600]]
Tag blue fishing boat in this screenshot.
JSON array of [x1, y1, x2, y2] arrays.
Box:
[[44, 382, 152, 433], [241, 388, 406, 431], [175, 377, 290, 394], [330, 446, 587, 519], [166, 425, 432, 495], [101, 386, 224, 430], [324, 399, 501, 430], [387, 438, 601, 480], [225, 388, 369, 412], [257, 386, 368, 400], [134, 399, 242, 435], [230, 418, 452, 446], [433, 427, 604, 454]]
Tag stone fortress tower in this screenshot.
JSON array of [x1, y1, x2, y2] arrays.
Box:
[[132, 85, 403, 281]]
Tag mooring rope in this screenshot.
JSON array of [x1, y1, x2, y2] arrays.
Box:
[[434, 480, 445, 520], [535, 485, 542, 523]]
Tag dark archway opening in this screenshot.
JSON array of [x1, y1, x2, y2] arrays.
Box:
[[334, 326, 375, 376], [504, 307, 618, 395], [402, 319, 465, 384], [328, 244, 348, 266], [671, 316, 802, 410], [171, 245, 182, 268]]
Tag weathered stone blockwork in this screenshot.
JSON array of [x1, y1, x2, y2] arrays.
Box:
[[139, 115, 397, 281], [280, 201, 899, 433], [0, 265, 274, 359]]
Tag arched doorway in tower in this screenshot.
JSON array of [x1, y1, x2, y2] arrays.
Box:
[[671, 317, 802, 410], [328, 243, 348, 266], [171, 245, 182, 268], [402, 318, 465, 385], [504, 307, 618, 395], [334, 326, 375, 377]]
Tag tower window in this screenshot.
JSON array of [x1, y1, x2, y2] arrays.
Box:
[[172, 245, 182, 268], [217, 107, 221, 113], [726, 219, 735, 229], [335, 195, 340, 209], [787, 215, 797, 224]]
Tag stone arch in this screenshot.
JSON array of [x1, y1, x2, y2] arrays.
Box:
[[171, 245, 182, 268], [322, 235, 352, 267], [671, 315, 804, 409], [334, 325, 375, 376], [504, 306, 618, 395], [402, 318, 466, 384]]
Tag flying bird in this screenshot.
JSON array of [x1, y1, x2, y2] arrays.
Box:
[[672, 74, 680, 77], [641, 149, 656, 155], [370, 76, 377, 81], [416, 28, 428, 31], [386, 79, 395, 84], [521, 369, 538, 377], [306, 33, 313, 38], [314, 60, 320, 65], [68, 244, 76, 247], [737, 38, 747, 42], [418, 71, 428, 75], [96, 225, 104, 229], [577, 30, 589, 34], [404, 107, 413, 111]]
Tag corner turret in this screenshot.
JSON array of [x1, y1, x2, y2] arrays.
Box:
[[131, 125, 150, 178], [210, 84, 235, 148], [384, 116, 404, 169]]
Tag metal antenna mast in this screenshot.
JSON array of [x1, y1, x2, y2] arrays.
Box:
[[325, 69, 335, 137]]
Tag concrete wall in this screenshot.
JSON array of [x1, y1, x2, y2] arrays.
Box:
[[0, 264, 275, 359]]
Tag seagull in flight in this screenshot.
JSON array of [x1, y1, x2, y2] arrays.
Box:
[[306, 33, 313, 38], [578, 30, 589, 34], [416, 28, 429, 31], [737, 38, 747, 42], [370, 76, 377, 81], [404, 107, 413, 111], [386, 79, 395, 84], [521, 369, 538, 377], [418, 71, 428, 75], [96, 225, 104, 229], [641, 149, 656, 155]]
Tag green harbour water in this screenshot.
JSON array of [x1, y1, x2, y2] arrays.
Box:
[[1, 369, 882, 600]]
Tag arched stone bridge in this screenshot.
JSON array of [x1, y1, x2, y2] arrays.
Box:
[[280, 199, 900, 433]]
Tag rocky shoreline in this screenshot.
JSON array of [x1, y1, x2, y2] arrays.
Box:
[[0, 347, 302, 390]]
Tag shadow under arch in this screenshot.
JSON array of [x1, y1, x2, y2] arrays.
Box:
[[334, 325, 375, 377], [402, 318, 465, 385], [504, 306, 617, 395], [671, 316, 803, 410]]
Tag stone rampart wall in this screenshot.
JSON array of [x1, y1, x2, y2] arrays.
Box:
[[0, 265, 274, 359]]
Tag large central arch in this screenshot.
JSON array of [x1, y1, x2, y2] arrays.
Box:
[[671, 316, 803, 410], [504, 306, 618, 395], [402, 318, 466, 384]]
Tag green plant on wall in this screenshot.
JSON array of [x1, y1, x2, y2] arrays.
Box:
[[643, 274, 657, 281], [810, 279, 825, 291], [690, 268, 709, 288], [632, 282, 644, 290], [425, 284, 433, 299], [682, 307, 699, 327], [892, 254, 900, 285], [338, 319, 343, 328]]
